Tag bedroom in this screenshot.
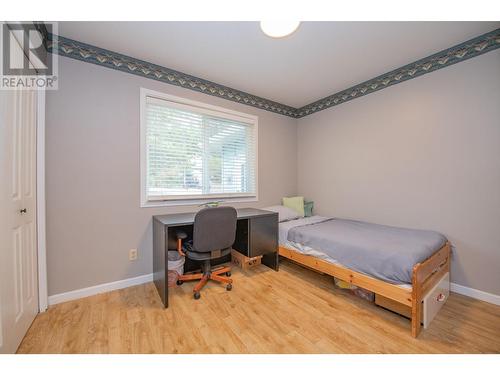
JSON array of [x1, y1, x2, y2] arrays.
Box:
[[0, 0, 499, 371]]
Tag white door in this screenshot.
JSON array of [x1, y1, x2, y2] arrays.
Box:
[[0, 88, 39, 354]]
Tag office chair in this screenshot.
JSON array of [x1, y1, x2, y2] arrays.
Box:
[[175, 206, 237, 300]]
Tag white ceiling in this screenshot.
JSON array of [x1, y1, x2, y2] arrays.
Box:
[[58, 21, 499, 108]]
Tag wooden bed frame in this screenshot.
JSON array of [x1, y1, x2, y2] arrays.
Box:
[[278, 242, 451, 338]]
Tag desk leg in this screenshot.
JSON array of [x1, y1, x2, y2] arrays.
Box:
[[249, 215, 279, 271], [153, 220, 168, 308], [262, 251, 279, 271]]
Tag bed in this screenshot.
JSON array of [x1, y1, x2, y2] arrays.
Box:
[[278, 215, 451, 338]]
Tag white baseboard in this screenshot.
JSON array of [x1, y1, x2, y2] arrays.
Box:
[[47, 273, 500, 307], [48, 273, 153, 306], [451, 282, 500, 306]]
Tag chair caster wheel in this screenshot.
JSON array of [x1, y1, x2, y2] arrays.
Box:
[[226, 284, 232, 291], [176, 279, 183, 285], [193, 292, 201, 300], [226, 271, 231, 276]]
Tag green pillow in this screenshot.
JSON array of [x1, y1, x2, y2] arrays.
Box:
[[304, 201, 314, 217], [282, 196, 305, 217]]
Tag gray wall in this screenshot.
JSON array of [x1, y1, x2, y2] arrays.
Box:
[[46, 57, 298, 295], [297, 50, 500, 295]]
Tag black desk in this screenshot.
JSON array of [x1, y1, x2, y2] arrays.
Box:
[[153, 208, 279, 308]]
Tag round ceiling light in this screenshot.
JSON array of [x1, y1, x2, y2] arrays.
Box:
[[260, 20, 300, 38]]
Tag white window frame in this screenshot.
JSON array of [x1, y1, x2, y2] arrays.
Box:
[[140, 88, 259, 207]]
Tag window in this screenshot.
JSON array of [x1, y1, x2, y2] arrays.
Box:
[[140, 89, 258, 206]]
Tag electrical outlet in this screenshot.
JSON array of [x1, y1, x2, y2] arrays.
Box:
[[129, 248, 138, 261]]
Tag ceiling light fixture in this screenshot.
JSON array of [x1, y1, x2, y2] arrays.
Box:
[[260, 20, 300, 38]]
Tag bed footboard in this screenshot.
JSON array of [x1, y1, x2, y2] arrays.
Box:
[[411, 242, 451, 337]]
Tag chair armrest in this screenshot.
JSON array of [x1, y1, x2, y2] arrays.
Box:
[[176, 230, 188, 240], [175, 230, 187, 256]]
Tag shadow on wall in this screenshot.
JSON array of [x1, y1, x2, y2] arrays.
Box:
[[136, 219, 154, 276]]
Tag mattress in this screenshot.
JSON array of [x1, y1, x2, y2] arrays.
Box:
[[279, 216, 447, 287]]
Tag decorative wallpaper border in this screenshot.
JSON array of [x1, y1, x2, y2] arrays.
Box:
[[46, 34, 297, 118], [295, 28, 500, 118], [46, 27, 500, 119]]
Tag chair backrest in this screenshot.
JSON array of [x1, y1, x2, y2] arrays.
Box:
[[192, 206, 237, 254]]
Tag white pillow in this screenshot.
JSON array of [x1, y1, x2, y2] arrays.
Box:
[[263, 205, 302, 222]]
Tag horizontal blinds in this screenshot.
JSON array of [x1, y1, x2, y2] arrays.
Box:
[[146, 97, 256, 199]]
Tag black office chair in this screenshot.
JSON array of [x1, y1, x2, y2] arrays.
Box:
[[175, 206, 237, 300]]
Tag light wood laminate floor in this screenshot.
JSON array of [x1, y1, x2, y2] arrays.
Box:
[[18, 260, 500, 353]]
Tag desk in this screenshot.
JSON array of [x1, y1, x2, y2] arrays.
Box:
[[153, 208, 279, 308]]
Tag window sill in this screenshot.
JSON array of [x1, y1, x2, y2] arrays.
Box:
[[141, 196, 258, 208]]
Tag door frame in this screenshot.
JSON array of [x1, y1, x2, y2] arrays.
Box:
[[36, 88, 48, 312]]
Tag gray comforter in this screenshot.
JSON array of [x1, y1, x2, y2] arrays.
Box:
[[287, 218, 447, 284]]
